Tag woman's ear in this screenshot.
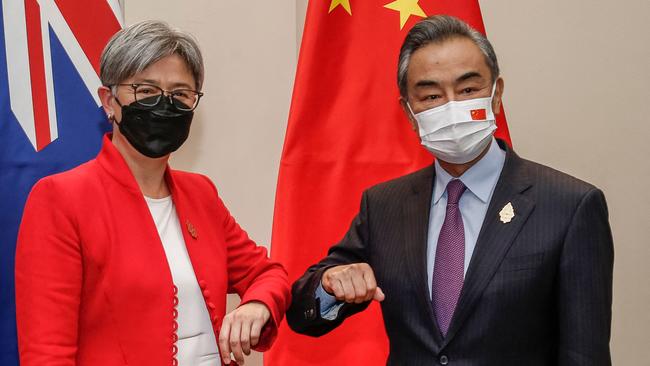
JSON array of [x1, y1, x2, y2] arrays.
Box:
[[98, 86, 115, 120]]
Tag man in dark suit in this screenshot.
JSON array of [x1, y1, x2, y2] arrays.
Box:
[[287, 15, 613, 366]]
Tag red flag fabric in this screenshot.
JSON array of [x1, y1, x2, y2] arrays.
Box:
[[267, 1, 511, 365]]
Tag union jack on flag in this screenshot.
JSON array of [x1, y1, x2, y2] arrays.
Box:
[[0, 1, 122, 364]]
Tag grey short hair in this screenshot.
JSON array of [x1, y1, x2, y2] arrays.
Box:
[[100, 20, 204, 90], [397, 15, 499, 97]]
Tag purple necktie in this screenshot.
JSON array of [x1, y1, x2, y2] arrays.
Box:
[[433, 179, 466, 336]]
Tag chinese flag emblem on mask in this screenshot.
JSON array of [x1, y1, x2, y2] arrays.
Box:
[[471, 108, 487, 120]]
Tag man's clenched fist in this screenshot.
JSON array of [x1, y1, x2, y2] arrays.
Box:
[[322, 263, 385, 304]]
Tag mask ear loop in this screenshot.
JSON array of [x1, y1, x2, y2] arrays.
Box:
[[487, 81, 499, 117], [405, 100, 417, 120], [109, 85, 123, 125]]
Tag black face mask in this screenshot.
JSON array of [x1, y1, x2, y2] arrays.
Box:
[[115, 96, 193, 158]]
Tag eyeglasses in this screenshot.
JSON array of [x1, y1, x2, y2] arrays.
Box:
[[113, 83, 204, 111]]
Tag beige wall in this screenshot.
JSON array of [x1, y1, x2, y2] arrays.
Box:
[[126, 0, 649, 364]]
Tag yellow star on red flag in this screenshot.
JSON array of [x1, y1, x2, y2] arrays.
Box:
[[384, 0, 426, 29], [329, 0, 352, 15]]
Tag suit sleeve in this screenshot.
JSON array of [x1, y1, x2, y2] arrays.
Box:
[[286, 190, 373, 337], [209, 180, 291, 352], [15, 178, 82, 366], [557, 188, 614, 366]]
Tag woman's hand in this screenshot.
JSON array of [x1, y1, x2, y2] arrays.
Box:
[[218, 301, 271, 365]]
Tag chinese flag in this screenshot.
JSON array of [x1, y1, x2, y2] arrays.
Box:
[[267, 1, 510, 365], [471, 109, 488, 120]]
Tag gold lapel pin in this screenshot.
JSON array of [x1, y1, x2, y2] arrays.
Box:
[[186, 220, 198, 239], [499, 202, 515, 224]]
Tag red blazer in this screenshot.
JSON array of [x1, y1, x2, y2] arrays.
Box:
[[15, 135, 291, 365]]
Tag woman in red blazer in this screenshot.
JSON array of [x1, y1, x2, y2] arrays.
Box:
[[15, 20, 290, 366]]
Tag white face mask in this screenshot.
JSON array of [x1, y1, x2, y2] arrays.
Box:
[[408, 84, 498, 164]]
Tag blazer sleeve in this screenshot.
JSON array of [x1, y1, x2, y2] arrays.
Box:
[[15, 178, 82, 366], [557, 188, 614, 366], [286, 190, 373, 337], [210, 182, 291, 352]]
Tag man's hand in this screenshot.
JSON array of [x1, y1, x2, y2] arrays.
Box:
[[322, 263, 385, 304], [218, 301, 271, 365]]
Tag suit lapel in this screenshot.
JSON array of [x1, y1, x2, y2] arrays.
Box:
[[442, 146, 535, 347], [402, 165, 444, 349]]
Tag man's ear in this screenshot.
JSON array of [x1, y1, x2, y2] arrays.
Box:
[[399, 97, 418, 131], [492, 77, 505, 115]]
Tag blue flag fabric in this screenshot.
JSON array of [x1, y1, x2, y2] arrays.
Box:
[[0, 1, 119, 363]]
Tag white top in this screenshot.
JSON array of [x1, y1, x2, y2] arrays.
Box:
[[145, 196, 219, 366]]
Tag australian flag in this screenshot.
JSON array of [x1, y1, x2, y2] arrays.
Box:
[[0, 1, 122, 363]]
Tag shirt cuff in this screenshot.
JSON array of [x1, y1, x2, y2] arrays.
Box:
[[315, 282, 344, 320]]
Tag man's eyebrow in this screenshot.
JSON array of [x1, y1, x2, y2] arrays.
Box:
[[415, 79, 441, 88], [456, 71, 483, 83]]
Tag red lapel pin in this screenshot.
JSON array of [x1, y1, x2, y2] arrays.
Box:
[[186, 220, 198, 239]]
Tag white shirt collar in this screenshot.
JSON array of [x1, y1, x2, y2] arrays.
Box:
[[433, 138, 506, 205]]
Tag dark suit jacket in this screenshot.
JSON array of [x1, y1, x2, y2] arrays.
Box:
[[287, 140, 613, 366]]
